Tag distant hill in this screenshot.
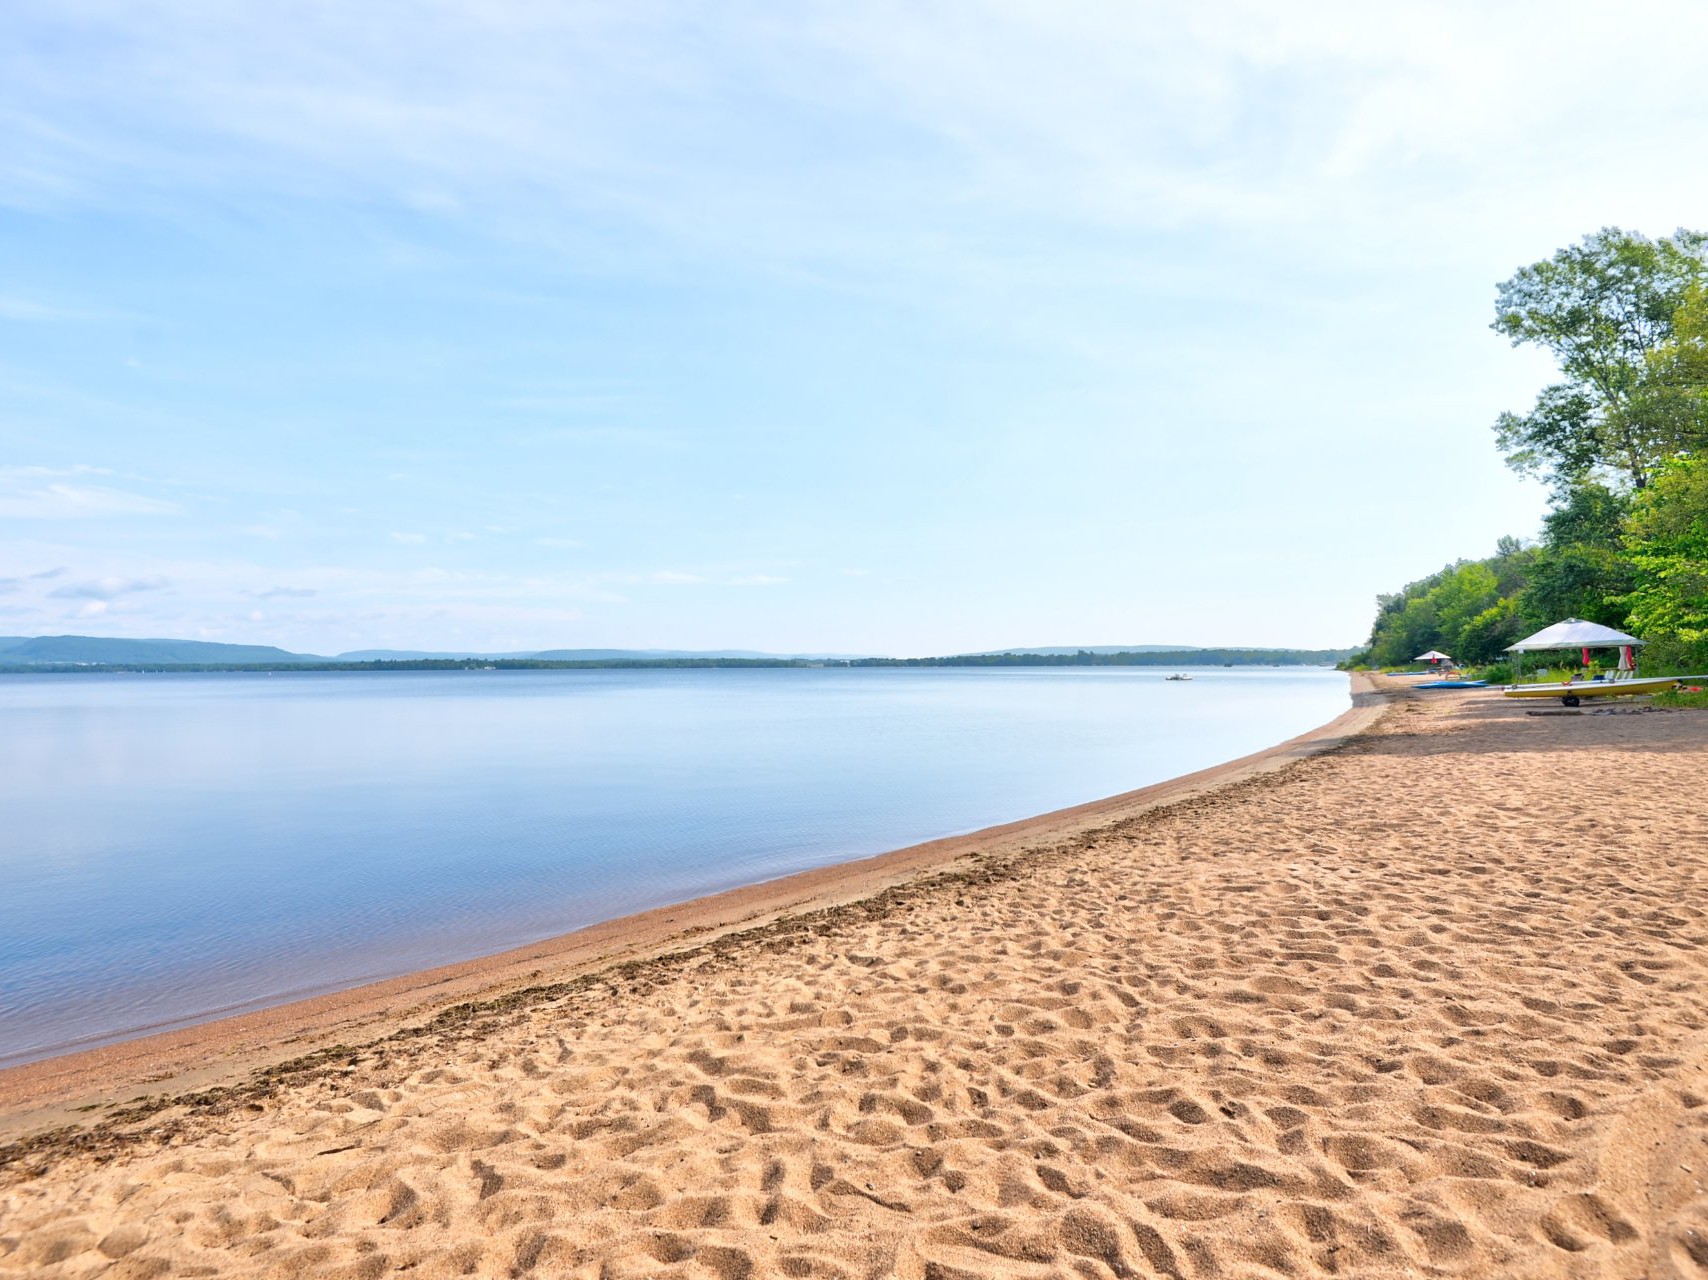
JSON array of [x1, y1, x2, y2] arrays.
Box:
[[528, 648, 868, 661], [334, 649, 541, 661], [2, 636, 321, 665], [339, 648, 862, 661], [0, 637, 871, 667], [963, 645, 1194, 657], [531, 648, 762, 661]]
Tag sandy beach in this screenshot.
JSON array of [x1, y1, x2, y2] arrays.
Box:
[[4, 678, 1708, 1278]]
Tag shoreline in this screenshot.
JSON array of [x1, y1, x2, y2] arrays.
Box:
[[0, 673, 1385, 1143]]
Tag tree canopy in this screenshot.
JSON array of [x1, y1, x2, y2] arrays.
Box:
[[1623, 456, 1708, 645], [1363, 545, 1534, 668], [1492, 227, 1707, 491]]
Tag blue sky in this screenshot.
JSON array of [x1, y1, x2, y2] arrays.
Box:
[[3, 2, 1705, 655]]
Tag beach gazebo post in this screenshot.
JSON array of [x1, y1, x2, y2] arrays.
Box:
[[1504, 618, 1645, 685]]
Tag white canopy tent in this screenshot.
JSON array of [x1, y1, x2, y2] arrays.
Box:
[[1505, 618, 1645, 681], [1504, 619, 1644, 652], [1414, 650, 1451, 662]]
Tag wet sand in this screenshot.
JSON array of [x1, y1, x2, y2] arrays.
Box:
[[4, 679, 1708, 1277]]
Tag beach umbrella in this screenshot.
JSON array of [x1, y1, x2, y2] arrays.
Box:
[[1415, 650, 1450, 666]]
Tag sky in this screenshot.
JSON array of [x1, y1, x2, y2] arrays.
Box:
[[3, 2, 1706, 656]]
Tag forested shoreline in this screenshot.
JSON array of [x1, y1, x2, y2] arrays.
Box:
[[1353, 228, 1708, 677]]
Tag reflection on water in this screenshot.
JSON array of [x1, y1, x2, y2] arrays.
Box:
[[0, 667, 1347, 1064]]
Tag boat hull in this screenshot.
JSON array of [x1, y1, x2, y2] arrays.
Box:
[[1503, 677, 1679, 702]]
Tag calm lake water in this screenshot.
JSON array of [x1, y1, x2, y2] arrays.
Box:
[[0, 667, 1347, 1065]]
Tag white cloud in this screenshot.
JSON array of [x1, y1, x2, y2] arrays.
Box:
[[625, 569, 787, 587], [0, 466, 178, 518], [49, 574, 168, 600], [389, 531, 427, 544], [7, 1, 1704, 280], [0, 294, 136, 322], [0, 566, 68, 593]]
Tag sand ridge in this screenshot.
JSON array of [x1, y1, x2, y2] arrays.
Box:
[[4, 685, 1708, 1277]]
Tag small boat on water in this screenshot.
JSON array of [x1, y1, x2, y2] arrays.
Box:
[[1503, 675, 1686, 707], [1165, 673, 1193, 681]]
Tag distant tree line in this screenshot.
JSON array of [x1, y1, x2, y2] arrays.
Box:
[[850, 649, 1350, 668], [1353, 228, 1708, 673]]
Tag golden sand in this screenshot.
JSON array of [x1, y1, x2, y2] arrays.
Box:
[[4, 680, 1708, 1278]]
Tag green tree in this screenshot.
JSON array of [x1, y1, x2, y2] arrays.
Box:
[[1522, 547, 1634, 629], [1537, 481, 1629, 549], [1488, 534, 1536, 597], [1622, 456, 1708, 650], [1456, 596, 1527, 664], [1369, 597, 1438, 668], [1366, 569, 1446, 668], [1642, 282, 1708, 451], [1518, 483, 1635, 628], [1432, 562, 1502, 648], [1364, 557, 1513, 667], [1492, 227, 1707, 491]]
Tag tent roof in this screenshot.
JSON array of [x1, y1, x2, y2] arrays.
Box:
[[1505, 618, 1644, 652], [1414, 650, 1451, 660]]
